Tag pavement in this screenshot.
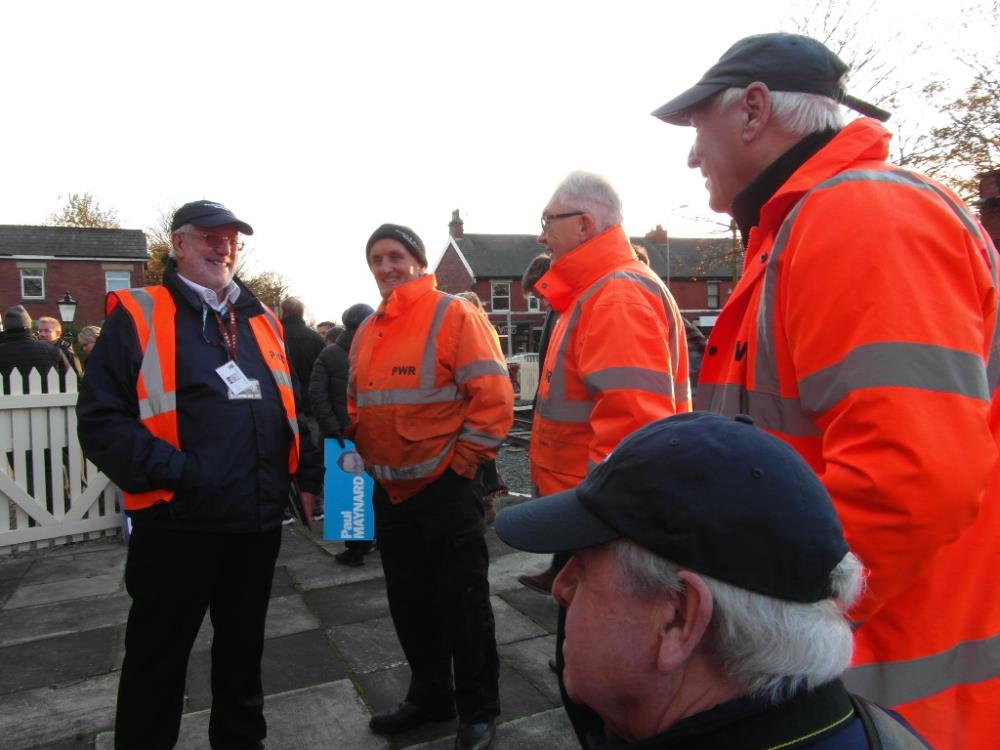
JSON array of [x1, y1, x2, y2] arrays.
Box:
[[0, 493, 579, 750]]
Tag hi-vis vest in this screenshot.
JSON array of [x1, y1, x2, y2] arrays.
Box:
[[107, 286, 300, 511], [696, 118, 1000, 749]]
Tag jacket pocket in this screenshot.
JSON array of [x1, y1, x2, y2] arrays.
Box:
[[396, 414, 460, 443]]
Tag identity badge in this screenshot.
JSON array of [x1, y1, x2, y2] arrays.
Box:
[[323, 439, 375, 541], [216, 361, 252, 395]]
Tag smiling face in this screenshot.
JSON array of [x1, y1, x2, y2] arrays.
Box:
[[368, 238, 425, 298], [37, 319, 61, 342], [172, 224, 241, 295], [686, 95, 754, 215]]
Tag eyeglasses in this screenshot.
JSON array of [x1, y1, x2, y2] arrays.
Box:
[[540, 211, 585, 231], [183, 231, 245, 252]]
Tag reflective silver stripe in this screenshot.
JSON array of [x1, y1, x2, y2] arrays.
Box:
[[799, 342, 990, 416], [757, 168, 1000, 399], [582, 366, 676, 398], [539, 269, 678, 425], [459, 425, 504, 448], [843, 632, 1000, 707], [138, 392, 177, 420], [126, 289, 173, 419], [456, 359, 508, 385], [368, 436, 457, 481], [421, 296, 458, 389], [356, 385, 461, 407], [695, 382, 820, 437], [272, 370, 293, 390]]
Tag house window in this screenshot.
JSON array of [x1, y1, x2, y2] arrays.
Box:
[[21, 268, 44, 300], [527, 295, 540, 312], [105, 270, 131, 293], [491, 281, 510, 311], [707, 281, 720, 309]]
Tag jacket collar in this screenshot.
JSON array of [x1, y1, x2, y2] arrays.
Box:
[[165, 262, 261, 316], [536, 225, 635, 312], [376, 273, 437, 319]]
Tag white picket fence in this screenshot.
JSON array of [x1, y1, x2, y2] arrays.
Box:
[[1, 368, 121, 555]]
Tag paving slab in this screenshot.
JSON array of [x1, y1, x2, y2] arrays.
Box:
[[498, 586, 559, 634], [0, 626, 117, 695], [327, 616, 407, 674], [0, 557, 33, 581], [410, 707, 579, 750], [283, 549, 385, 591], [271, 564, 296, 599], [0, 672, 117, 750], [96, 680, 390, 750], [356, 659, 557, 749], [191, 593, 320, 653], [185, 629, 349, 711], [499, 634, 562, 704], [487, 550, 552, 594], [491, 594, 547, 645], [19, 546, 126, 585], [3, 571, 124, 609], [0, 592, 131, 648], [302, 576, 391, 626]]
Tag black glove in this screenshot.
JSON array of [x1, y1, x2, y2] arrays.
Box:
[[333, 430, 346, 449]]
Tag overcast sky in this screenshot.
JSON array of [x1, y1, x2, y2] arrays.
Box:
[[2, 0, 991, 322]]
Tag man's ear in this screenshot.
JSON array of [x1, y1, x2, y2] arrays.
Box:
[[579, 212, 599, 242], [656, 571, 714, 674], [741, 82, 773, 142]]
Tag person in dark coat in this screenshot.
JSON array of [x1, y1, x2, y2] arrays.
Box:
[[0, 306, 69, 393], [279, 297, 326, 420], [496, 413, 929, 750], [309, 302, 375, 566]]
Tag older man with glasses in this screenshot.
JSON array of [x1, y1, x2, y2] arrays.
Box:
[[520, 171, 691, 745], [78, 199, 322, 750]]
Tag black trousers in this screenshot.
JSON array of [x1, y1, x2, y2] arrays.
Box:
[[115, 525, 281, 750], [374, 470, 500, 723]]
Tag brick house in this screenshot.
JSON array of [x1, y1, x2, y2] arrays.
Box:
[[1, 225, 147, 328], [976, 168, 1000, 248], [434, 210, 735, 354]]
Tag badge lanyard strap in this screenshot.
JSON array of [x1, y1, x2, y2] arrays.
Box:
[[207, 304, 239, 363]]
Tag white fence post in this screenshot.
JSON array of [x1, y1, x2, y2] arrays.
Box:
[[0, 368, 120, 555]]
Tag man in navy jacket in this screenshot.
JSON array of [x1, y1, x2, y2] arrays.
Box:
[[78, 200, 322, 750]]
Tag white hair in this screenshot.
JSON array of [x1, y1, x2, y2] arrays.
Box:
[[552, 171, 623, 233], [612, 540, 863, 703], [715, 86, 846, 137], [168, 222, 195, 258]]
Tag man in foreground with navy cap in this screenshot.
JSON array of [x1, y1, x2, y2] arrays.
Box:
[[78, 199, 322, 749], [496, 413, 928, 749], [651, 33, 1000, 748]]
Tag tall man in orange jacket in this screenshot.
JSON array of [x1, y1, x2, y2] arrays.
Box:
[[348, 224, 513, 750], [77, 200, 322, 750], [527, 171, 691, 746], [653, 33, 1000, 749]]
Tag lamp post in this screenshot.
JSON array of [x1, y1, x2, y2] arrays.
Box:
[[57, 292, 77, 341]]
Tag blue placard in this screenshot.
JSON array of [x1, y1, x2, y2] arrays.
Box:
[[323, 439, 375, 541]]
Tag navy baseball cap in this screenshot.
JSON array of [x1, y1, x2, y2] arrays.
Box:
[[495, 412, 849, 603], [171, 200, 254, 235], [652, 32, 891, 125]]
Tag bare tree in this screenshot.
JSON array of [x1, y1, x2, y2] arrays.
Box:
[[47, 192, 121, 229]]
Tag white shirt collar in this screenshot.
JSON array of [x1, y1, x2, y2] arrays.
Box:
[[176, 274, 241, 313]]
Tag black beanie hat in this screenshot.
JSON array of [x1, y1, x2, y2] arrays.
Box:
[[365, 223, 427, 268], [342, 303, 375, 330]]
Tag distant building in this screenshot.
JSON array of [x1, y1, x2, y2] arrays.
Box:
[[434, 210, 735, 355], [0, 225, 148, 327], [976, 168, 1000, 249]]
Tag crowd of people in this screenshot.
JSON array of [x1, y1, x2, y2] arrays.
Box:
[[3, 29, 990, 750], [0, 305, 101, 389]]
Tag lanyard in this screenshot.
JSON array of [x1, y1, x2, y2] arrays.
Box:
[[207, 304, 239, 363]]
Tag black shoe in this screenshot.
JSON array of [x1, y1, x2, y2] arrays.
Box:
[[455, 721, 497, 750], [335, 549, 365, 567], [369, 701, 456, 735]]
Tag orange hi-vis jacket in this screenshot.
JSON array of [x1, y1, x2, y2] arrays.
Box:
[[530, 225, 692, 497], [108, 286, 301, 510], [347, 274, 514, 503], [696, 118, 1000, 749]]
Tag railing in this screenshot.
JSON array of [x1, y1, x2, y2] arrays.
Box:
[[1, 369, 120, 555]]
